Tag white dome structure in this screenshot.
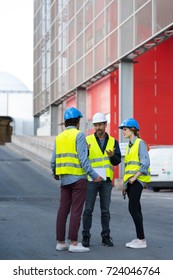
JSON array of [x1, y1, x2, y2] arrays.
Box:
[[0, 71, 33, 136], [0, 71, 30, 92]]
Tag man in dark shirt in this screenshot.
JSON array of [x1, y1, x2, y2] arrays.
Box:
[[82, 112, 121, 247]]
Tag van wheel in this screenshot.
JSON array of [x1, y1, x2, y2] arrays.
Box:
[[152, 187, 160, 192]]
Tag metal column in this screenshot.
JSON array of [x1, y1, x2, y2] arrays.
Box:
[[34, 116, 40, 135], [119, 60, 134, 177], [119, 60, 134, 143], [76, 87, 86, 133], [50, 105, 58, 135]]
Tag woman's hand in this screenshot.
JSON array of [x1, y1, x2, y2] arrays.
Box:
[[128, 171, 142, 184], [128, 176, 136, 184], [122, 187, 127, 199]]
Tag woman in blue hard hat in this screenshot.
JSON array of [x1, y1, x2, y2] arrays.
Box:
[[119, 118, 150, 249], [51, 107, 102, 253]]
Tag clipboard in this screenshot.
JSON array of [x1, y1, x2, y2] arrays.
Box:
[[90, 167, 106, 181]]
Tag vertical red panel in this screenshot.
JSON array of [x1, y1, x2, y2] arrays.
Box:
[[66, 96, 76, 108], [86, 75, 111, 136], [134, 47, 156, 145], [154, 38, 173, 144], [87, 75, 110, 114], [110, 70, 119, 179], [134, 37, 173, 146], [110, 70, 119, 140]]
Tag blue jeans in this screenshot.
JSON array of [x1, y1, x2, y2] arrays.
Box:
[[82, 181, 112, 237]]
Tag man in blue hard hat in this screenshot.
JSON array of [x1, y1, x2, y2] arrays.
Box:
[[51, 107, 102, 253]]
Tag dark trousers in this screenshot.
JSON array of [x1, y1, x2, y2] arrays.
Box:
[[56, 179, 87, 241], [82, 181, 112, 237], [126, 180, 145, 239]]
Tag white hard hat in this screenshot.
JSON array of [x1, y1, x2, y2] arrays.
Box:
[[92, 112, 107, 124]]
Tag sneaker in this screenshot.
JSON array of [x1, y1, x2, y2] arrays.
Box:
[[82, 236, 90, 247], [68, 243, 90, 253], [125, 239, 147, 249], [102, 235, 114, 247], [56, 242, 69, 251]]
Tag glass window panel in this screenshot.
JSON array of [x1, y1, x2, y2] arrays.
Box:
[[68, 19, 75, 44], [62, 28, 67, 50], [135, 0, 148, 11], [62, 51, 67, 73], [68, 66, 75, 89], [47, 68, 50, 85], [51, 22, 55, 41], [106, 30, 118, 64], [95, 0, 105, 16], [62, 73, 67, 93], [85, 24, 94, 52], [68, 42, 75, 67], [95, 41, 105, 72], [76, 59, 83, 85], [105, 0, 112, 5], [51, 61, 56, 82], [62, 6, 68, 31], [106, 0, 118, 34], [56, 36, 61, 55], [57, 77, 62, 97], [85, 51, 93, 79], [119, 0, 133, 23], [76, 34, 83, 60], [85, 1, 94, 27], [120, 18, 133, 56], [155, 0, 173, 32], [135, 2, 152, 46], [76, 0, 84, 12], [95, 12, 105, 44], [56, 13, 64, 35], [68, 0, 75, 20], [76, 8, 83, 35]]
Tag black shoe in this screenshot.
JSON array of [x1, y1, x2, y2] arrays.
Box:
[[102, 235, 114, 247], [82, 236, 90, 247]]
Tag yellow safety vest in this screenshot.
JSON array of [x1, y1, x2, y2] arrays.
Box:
[[124, 138, 151, 183], [86, 134, 115, 180], [55, 128, 86, 176]]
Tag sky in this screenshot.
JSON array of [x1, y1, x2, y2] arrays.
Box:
[[0, 0, 33, 91]]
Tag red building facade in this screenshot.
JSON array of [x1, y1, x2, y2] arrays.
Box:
[[85, 37, 173, 147], [66, 37, 173, 179]]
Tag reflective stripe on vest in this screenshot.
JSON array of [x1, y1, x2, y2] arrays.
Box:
[[86, 134, 114, 180], [55, 128, 86, 175], [124, 138, 151, 183]]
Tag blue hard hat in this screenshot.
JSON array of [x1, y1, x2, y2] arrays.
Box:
[[64, 107, 83, 121], [119, 118, 140, 130]]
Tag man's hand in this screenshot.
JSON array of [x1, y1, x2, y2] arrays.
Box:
[[93, 176, 103, 182], [106, 148, 115, 157], [53, 174, 60, 180], [87, 143, 91, 149]]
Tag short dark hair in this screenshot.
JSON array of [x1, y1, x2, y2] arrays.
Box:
[[65, 117, 80, 127]]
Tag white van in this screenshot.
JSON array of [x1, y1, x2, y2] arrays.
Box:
[[148, 145, 173, 192]]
